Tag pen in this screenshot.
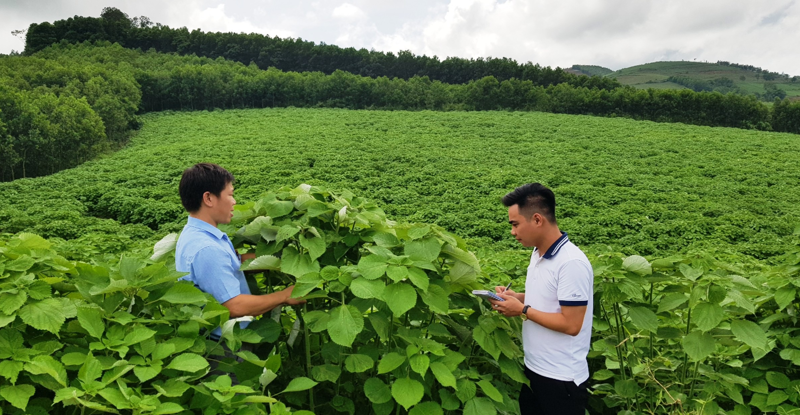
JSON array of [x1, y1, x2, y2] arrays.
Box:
[[503, 282, 512, 293]]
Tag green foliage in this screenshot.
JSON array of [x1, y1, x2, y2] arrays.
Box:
[[0, 186, 526, 414], [589, 249, 800, 414], [2, 107, 798, 261]]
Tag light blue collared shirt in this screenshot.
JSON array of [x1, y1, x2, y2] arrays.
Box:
[[176, 216, 251, 336]]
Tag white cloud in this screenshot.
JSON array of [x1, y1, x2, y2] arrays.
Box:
[[332, 3, 368, 20]]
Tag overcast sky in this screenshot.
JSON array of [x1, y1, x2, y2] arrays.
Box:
[[1, 0, 797, 75]]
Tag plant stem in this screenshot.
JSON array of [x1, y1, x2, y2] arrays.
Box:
[[688, 360, 700, 400], [302, 303, 315, 412], [681, 307, 692, 384]]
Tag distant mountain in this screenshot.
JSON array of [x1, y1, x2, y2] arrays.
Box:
[[601, 61, 799, 101], [569, 65, 614, 77]]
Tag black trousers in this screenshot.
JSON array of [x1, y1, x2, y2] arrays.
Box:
[[519, 367, 589, 415]]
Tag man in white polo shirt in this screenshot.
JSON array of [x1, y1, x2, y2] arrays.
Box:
[[489, 183, 593, 415]]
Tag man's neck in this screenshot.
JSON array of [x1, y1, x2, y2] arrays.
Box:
[[534, 227, 563, 256], [190, 212, 218, 228]]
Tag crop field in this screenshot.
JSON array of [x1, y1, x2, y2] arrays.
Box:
[[2, 108, 800, 415], [1, 108, 799, 261]]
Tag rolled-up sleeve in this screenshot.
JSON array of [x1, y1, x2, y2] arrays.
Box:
[[190, 245, 243, 304]]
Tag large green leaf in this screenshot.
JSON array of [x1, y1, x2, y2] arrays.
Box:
[[134, 364, 162, 382], [327, 305, 364, 347], [386, 265, 409, 282], [152, 402, 186, 415], [0, 384, 35, 411], [409, 401, 443, 415], [244, 255, 281, 271], [693, 303, 725, 332], [153, 379, 191, 397], [281, 377, 318, 393], [159, 281, 206, 304], [682, 331, 715, 361], [18, 298, 66, 334], [311, 364, 341, 383], [24, 355, 68, 387], [774, 286, 795, 310], [78, 355, 103, 383], [628, 306, 658, 333], [766, 371, 791, 388], [430, 362, 457, 389], [392, 377, 424, 410], [406, 267, 429, 291], [364, 378, 392, 404], [622, 255, 652, 275], [264, 200, 294, 218], [150, 233, 178, 261], [404, 238, 441, 263], [409, 354, 430, 376], [357, 255, 388, 280], [165, 353, 209, 372], [123, 325, 157, 346], [76, 307, 105, 339], [350, 277, 385, 299], [463, 397, 496, 415], [378, 353, 406, 374], [344, 354, 374, 373], [441, 245, 479, 271], [300, 233, 326, 261], [281, 246, 320, 278], [419, 285, 449, 314], [731, 319, 768, 350], [5, 256, 35, 272], [657, 293, 689, 313], [477, 379, 503, 402], [0, 291, 27, 315], [0, 361, 23, 383], [614, 379, 640, 398], [384, 283, 417, 316]]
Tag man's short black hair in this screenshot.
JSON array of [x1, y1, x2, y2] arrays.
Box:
[[502, 183, 556, 223], [179, 163, 235, 213]]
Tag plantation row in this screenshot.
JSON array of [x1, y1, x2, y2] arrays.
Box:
[[23, 8, 619, 90], [1, 186, 799, 415], [2, 109, 798, 263], [3, 43, 800, 181]]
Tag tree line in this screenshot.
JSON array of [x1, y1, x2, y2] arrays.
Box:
[[22, 8, 620, 91], [2, 42, 799, 181], [0, 48, 140, 180]]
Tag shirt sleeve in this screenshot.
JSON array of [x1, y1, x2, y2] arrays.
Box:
[[557, 259, 593, 306], [190, 245, 243, 304]]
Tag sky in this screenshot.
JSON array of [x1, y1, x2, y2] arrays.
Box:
[[1, 0, 797, 75]]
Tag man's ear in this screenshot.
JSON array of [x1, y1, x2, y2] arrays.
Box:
[[533, 212, 544, 226], [202, 191, 214, 208]]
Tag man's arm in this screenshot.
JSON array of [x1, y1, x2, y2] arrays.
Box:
[[489, 296, 587, 336], [223, 286, 305, 318]]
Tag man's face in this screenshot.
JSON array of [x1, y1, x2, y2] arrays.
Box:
[[508, 204, 539, 248], [208, 182, 236, 225]]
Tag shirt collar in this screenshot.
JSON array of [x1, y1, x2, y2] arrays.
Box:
[[536, 232, 569, 259], [186, 216, 226, 240]]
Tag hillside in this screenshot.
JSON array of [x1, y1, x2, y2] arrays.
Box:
[[607, 61, 800, 101]]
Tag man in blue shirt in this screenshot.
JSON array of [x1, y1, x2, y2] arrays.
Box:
[[176, 163, 303, 340]]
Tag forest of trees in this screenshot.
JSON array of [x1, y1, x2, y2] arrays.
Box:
[[1, 8, 798, 181], [22, 8, 621, 91]]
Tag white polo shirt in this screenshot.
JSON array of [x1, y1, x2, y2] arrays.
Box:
[[523, 232, 593, 385]]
